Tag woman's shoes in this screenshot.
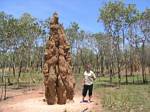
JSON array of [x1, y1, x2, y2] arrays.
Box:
[[80, 100, 88, 103], [80, 99, 94, 103], [88, 99, 94, 103]]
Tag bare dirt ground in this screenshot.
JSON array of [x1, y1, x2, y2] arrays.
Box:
[[0, 87, 102, 112]]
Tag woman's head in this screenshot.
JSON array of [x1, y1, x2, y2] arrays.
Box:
[[85, 63, 91, 72]]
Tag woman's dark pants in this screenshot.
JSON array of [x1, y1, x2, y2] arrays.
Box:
[[82, 84, 93, 97]]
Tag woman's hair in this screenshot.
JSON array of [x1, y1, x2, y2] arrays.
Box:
[[85, 63, 91, 70]]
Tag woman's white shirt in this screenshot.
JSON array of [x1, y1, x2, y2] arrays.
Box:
[[84, 70, 96, 85]]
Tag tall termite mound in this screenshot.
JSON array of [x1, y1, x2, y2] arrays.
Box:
[[43, 12, 75, 105]]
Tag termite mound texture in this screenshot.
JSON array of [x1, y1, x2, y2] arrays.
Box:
[[43, 12, 75, 105]]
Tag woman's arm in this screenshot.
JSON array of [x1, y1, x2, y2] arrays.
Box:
[[91, 71, 96, 80], [82, 72, 85, 85]]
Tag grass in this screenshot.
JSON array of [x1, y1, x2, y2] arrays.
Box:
[[94, 76, 150, 112], [0, 71, 43, 87]]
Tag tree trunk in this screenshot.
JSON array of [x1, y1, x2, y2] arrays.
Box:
[[1, 63, 6, 83], [12, 53, 16, 77], [117, 42, 121, 86], [8, 64, 12, 85], [109, 64, 112, 83], [130, 50, 134, 84], [141, 42, 146, 83], [96, 54, 99, 76], [125, 63, 128, 84], [0, 84, 3, 101], [4, 75, 7, 100], [101, 54, 104, 76], [12, 64, 16, 78], [17, 60, 23, 87], [117, 57, 121, 86]]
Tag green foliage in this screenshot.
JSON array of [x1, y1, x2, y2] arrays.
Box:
[[66, 22, 80, 45], [99, 1, 125, 32], [0, 0, 149, 89]]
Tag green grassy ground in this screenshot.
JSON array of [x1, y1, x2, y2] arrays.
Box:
[[0, 71, 43, 87], [94, 76, 150, 112]]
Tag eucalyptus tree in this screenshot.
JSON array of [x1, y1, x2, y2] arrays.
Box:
[[99, 1, 126, 85], [66, 22, 80, 53], [124, 6, 149, 83], [66, 22, 80, 73], [123, 4, 140, 83], [0, 11, 8, 82], [138, 9, 150, 83], [0, 11, 20, 84], [15, 13, 42, 86], [0, 11, 20, 99], [93, 33, 112, 78]]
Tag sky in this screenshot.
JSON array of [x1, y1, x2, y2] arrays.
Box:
[[0, 0, 150, 33]]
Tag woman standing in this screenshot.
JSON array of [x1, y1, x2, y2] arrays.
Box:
[[82, 64, 96, 102]]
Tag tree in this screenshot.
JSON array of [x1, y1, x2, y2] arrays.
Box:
[[93, 33, 112, 78], [66, 22, 80, 73], [15, 13, 41, 86], [99, 1, 126, 85]]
